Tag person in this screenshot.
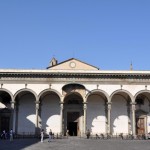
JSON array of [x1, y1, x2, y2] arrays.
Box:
[[41, 129, 44, 142], [86, 129, 90, 139], [1, 130, 6, 139], [10, 129, 13, 141], [48, 129, 52, 142], [66, 130, 69, 138]]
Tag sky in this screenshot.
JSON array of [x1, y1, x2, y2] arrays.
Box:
[[0, 0, 150, 70]]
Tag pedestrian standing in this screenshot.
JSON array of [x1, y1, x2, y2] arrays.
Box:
[[10, 129, 13, 141], [86, 129, 90, 139], [48, 129, 52, 142], [66, 130, 69, 138], [41, 129, 44, 142], [1, 130, 6, 139]]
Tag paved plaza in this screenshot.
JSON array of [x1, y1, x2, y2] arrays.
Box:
[[0, 137, 150, 150]]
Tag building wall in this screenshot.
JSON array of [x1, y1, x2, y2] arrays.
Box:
[[2, 83, 150, 99], [1, 82, 150, 135]]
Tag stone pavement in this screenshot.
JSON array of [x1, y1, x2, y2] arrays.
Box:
[[0, 137, 150, 150]]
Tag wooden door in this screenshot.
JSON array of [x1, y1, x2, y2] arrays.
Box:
[[136, 118, 145, 135]]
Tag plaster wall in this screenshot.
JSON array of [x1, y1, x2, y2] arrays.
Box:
[[111, 95, 129, 135], [123, 85, 145, 96], [40, 94, 60, 134], [87, 95, 106, 134], [3, 84, 25, 95], [17, 94, 36, 133], [27, 84, 49, 95]]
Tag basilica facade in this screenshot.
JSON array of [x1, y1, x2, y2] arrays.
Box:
[[0, 58, 150, 137]]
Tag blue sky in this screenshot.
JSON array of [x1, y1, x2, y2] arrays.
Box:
[[0, 0, 150, 70]]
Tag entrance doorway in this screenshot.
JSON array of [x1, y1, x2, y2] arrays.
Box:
[[136, 118, 145, 135], [67, 112, 79, 136], [68, 122, 77, 136]]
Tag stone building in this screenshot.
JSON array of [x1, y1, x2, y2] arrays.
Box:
[[0, 58, 150, 137]]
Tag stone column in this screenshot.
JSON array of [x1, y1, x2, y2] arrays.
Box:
[[35, 101, 40, 135], [131, 102, 136, 137], [107, 102, 111, 134], [15, 102, 19, 134], [10, 101, 15, 131], [83, 102, 87, 135], [60, 102, 64, 135], [127, 101, 131, 134]]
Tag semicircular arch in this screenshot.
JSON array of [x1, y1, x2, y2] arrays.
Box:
[[14, 88, 38, 101], [62, 83, 85, 89], [0, 88, 13, 101], [86, 89, 109, 102], [110, 89, 133, 102], [134, 90, 150, 102], [38, 88, 62, 100]]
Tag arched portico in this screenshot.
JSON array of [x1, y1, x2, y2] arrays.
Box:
[[0, 89, 13, 133], [86, 90, 109, 135], [134, 90, 150, 136], [39, 89, 61, 134], [14, 89, 37, 135], [62, 83, 86, 136], [110, 90, 133, 135], [63, 92, 84, 136]]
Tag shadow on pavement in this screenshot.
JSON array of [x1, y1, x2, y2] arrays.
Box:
[[0, 138, 40, 150]]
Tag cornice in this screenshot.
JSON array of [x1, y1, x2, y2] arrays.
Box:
[[1, 69, 150, 79], [1, 71, 150, 80]]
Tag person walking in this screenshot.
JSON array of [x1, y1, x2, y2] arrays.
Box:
[[41, 129, 44, 142], [48, 129, 52, 142]]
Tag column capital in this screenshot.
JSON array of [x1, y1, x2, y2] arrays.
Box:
[[35, 101, 40, 110], [83, 102, 87, 109], [35, 101, 40, 104], [11, 101, 15, 109], [60, 102, 64, 110], [130, 102, 136, 105], [107, 102, 112, 105], [83, 102, 88, 104], [107, 102, 111, 110], [130, 102, 136, 111], [11, 101, 15, 104], [59, 102, 64, 104]]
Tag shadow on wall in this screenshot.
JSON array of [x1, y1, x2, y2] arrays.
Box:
[[17, 94, 36, 134], [87, 97, 106, 134], [40, 94, 60, 134], [111, 98, 129, 135]]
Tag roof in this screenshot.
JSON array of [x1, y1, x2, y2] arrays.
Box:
[[47, 58, 99, 70]]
